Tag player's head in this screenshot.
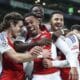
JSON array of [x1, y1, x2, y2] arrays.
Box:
[[70, 24, 80, 39], [71, 24, 80, 31], [24, 13, 40, 37], [30, 4, 44, 23], [2, 12, 23, 38], [50, 10, 64, 31], [30, 4, 44, 18]]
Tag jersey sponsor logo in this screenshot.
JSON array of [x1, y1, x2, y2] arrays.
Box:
[[68, 35, 76, 43], [71, 45, 79, 50]]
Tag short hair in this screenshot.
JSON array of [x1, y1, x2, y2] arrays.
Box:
[[24, 13, 35, 19], [2, 12, 23, 30], [24, 13, 38, 26], [0, 23, 4, 32], [71, 24, 80, 31], [50, 10, 63, 19], [30, 4, 44, 12], [30, 4, 44, 18]]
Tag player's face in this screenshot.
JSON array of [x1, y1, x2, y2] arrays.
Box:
[[25, 16, 40, 37], [32, 6, 44, 23], [31, 6, 44, 18], [11, 20, 23, 38], [51, 14, 64, 31]]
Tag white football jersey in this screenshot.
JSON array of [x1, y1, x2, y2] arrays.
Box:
[[0, 31, 12, 54]]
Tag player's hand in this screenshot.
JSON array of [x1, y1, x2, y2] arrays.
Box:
[[42, 58, 53, 68], [69, 67, 78, 80], [41, 49, 51, 58], [30, 46, 42, 57]]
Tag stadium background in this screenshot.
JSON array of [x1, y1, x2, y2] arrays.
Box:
[[0, 0, 80, 29]]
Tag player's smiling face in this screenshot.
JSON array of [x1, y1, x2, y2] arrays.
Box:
[[51, 14, 64, 31], [25, 16, 40, 37]]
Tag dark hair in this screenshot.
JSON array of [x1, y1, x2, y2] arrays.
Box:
[[30, 4, 44, 18], [30, 4, 44, 12], [24, 13, 37, 26], [2, 12, 23, 30], [24, 12, 39, 20], [50, 10, 63, 19], [71, 24, 80, 31], [0, 23, 4, 32], [24, 13, 34, 19]]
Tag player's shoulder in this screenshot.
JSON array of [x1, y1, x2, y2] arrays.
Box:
[[0, 31, 7, 42], [66, 34, 78, 43]]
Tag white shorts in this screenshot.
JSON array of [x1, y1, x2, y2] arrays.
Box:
[[32, 71, 62, 80]]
